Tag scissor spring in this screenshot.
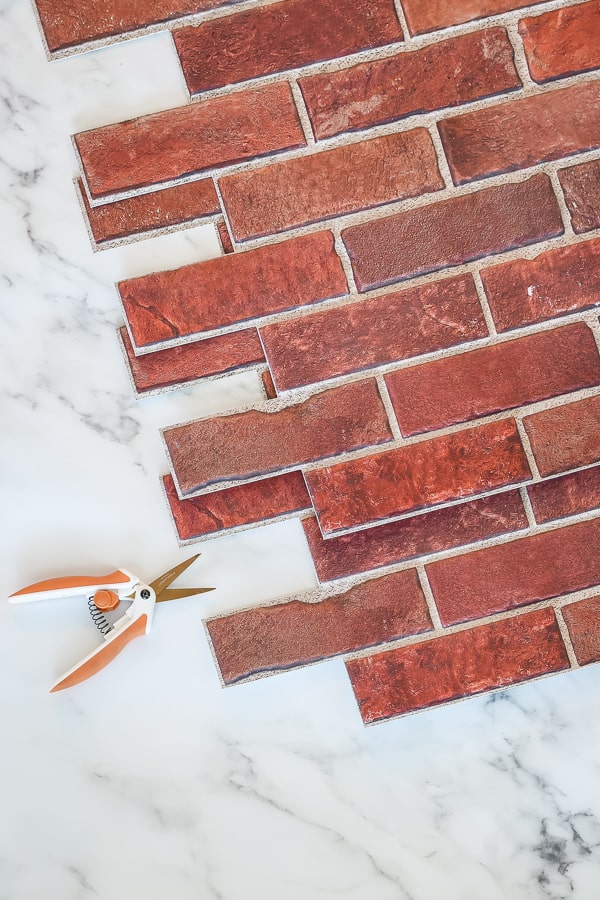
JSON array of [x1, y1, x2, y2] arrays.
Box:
[[87, 596, 114, 635]]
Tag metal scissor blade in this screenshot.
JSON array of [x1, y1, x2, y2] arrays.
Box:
[[149, 554, 201, 599], [156, 587, 215, 603]]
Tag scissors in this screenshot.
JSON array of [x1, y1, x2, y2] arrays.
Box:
[[9, 554, 213, 692]]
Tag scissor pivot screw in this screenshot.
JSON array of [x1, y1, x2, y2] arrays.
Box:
[[141, 589, 150, 599]]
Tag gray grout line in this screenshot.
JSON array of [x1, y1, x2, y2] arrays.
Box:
[[415, 564, 443, 630], [515, 418, 542, 480], [553, 604, 580, 669], [375, 375, 403, 441], [471, 270, 498, 337], [331, 228, 358, 294], [289, 80, 316, 145], [504, 21, 534, 88], [211, 178, 239, 251], [549, 169, 576, 236], [427, 122, 454, 189], [519, 485, 538, 528]]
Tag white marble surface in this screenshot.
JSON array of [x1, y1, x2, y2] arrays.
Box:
[[2, 3, 600, 897]]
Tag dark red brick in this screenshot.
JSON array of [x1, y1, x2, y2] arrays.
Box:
[[427, 517, 600, 625], [261, 369, 278, 400], [559, 160, 600, 233], [523, 395, 600, 477], [303, 491, 528, 582], [341, 174, 562, 291], [206, 569, 432, 684], [481, 238, 600, 332], [119, 231, 348, 351], [164, 379, 393, 497], [173, 0, 403, 95], [219, 130, 443, 242], [346, 608, 569, 723], [562, 595, 600, 665], [385, 323, 600, 436], [400, 0, 547, 35], [163, 472, 311, 540], [75, 83, 305, 200], [216, 219, 234, 253], [528, 466, 600, 523], [260, 274, 487, 392], [306, 418, 531, 536], [300, 28, 520, 140], [439, 81, 600, 185], [519, 2, 600, 83]]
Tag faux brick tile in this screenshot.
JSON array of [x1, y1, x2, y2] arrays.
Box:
[[163, 472, 311, 541], [559, 160, 600, 233], [119, 231, 347, 351], [439, 81, 600, 185], [342, 174, 562, 291], [219, 130, 443, 242], [519, 2, 600, 83], [562, 595, 600, 665], [346, 608, 569, 723], [216, 220, 234, 253], [300, 28, 521, 140], [303, 491, 528, 582], [306, 418, 531, 536], [260, 274, 487, 392], [206, 569, 432, 684], [427, 517, 600, 625], [118, 326, 265, 395], [385, 323, 600, 436], [164, 379, 393, 497], [528, 466, 600, 523], [523, 395, 600, 477], [173, 0, 403, 95], [481, 238, 600, 331], [400, 0, 547, 35], [74, 83, 305, 201], [261, 369, 277, 400]]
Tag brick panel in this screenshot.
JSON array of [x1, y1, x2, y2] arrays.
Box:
[[306, 418, 531, 536], [562, 596, 600, 665], [346, 608, 569, 723], [558, 161, 600, 233], [427, 517, 600, 625], [523, 395, 600, 477], [400, 0, 547, 35], [341, 174, 563, 291], [219, 130, 443, 242], [528, 466, 600, 523], [173, 0, 403, 95], [206, 569, 432, 684], [519, 2, 600, 83]]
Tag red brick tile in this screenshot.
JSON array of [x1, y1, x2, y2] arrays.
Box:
[[300, 28, 521, 140], [306, 418, 531, 536], [427, 517, 600, 625], [119, 231, 347, 351], [219, 130, 443, 242], [260, 274, 487, 392], [173, 0, 403, 95], [216, 219, 234, 253], [261, 369, 278, 400], [163, 472, 311, 540], [523, 395, 600, 477], [341, 174, 562, 291], [118, 326, 264, 395], [303, 491, 528, 582], [206, 569, 432, 684], [164, 379, 393, 497], [346, 608, 569, 723], [400, 0, 547, 35], [74, 83, 305, 201], [528, 466, 600, 523], [385, 323, 600, 436], [439, 81, 600, 185], [558, 160, 600, 233], [519, 2, 600, 83], [481, 238, 600, 332], [562, 595, 600, 665]]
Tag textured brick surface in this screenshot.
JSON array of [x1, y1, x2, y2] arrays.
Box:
[[306, 419, 531, 535], [173, 0, 403, 95], [481, 238, 600, 331], [385, 323, 600, 436], [562, 595, 600, 665], [260, 275, 487, 392], [523, 395, 600, 477], [427, 517, 600, 625], [559, 160, 600, 233], [347, 608, 569, 723], [207, 569, 432, 684], [342, 174, 562, 291], [519, 2, 600, 83], [299, 28, 520, 140], [119, 231, 347, 350], [165, 379, 393, 497], [528, 466, 600, 523], [216, 219, 234, 253], [75, 83, 305, 200], [303, 491, 528, 582], [439, 81, 600, 184], [219, 130, 443, 241], [163, 472, 311, 540], [400, 0, 547, 35]]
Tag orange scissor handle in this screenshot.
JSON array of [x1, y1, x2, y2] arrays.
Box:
[[9, 570, 132, 602]]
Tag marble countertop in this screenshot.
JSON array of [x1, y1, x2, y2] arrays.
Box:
[[2, 3, 600, 897]]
